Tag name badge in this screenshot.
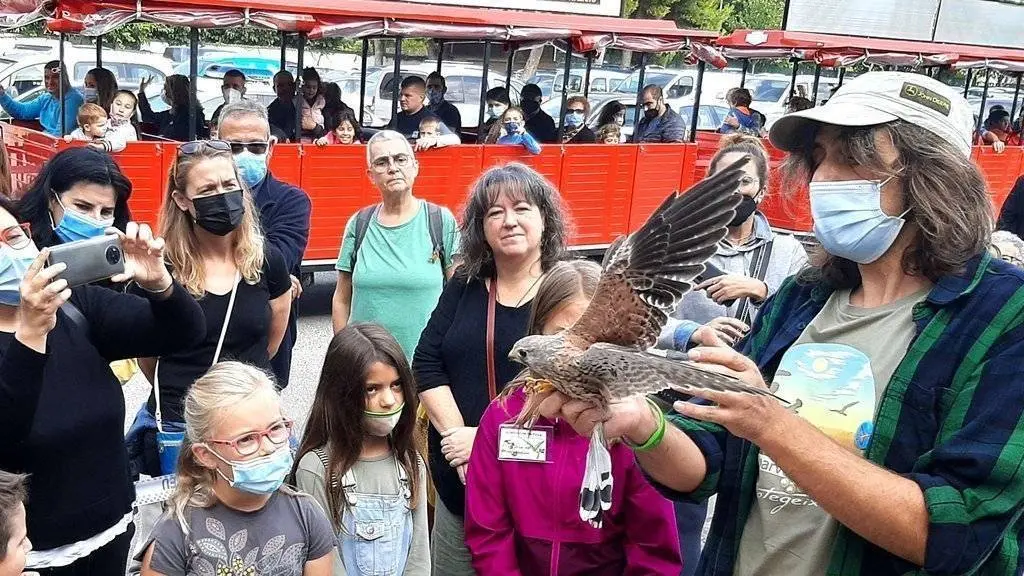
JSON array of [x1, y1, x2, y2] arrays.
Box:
[[498, 424, 552, 463]]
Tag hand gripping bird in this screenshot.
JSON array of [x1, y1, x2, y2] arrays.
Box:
[[508, 156, 782, 528]]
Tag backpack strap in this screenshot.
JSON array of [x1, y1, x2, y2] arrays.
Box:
[[60, 302, 88, 333], [349, 204, 380, 272], [313, 447, 338, 491], [426, 202, 447, 286]]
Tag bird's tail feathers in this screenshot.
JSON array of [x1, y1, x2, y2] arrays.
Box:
[[579, 422, 613, 529]]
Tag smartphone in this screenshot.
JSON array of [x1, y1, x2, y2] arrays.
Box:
[[696, 262, 726, 283], [47, 235, 125, 288], [696, 262, 737, 307]]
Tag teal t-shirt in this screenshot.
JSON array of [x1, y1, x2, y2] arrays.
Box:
[[336, 200, 460, 359]]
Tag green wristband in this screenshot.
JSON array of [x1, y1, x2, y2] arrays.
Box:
[[625, 397, 666, 452]]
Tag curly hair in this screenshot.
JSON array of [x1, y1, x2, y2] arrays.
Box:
[[458, 162, 570, 279]]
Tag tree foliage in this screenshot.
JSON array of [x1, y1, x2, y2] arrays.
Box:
[[626, 0, 784, 33]]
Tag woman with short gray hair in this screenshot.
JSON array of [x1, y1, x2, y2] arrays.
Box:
[[413, 162, 568, 575]]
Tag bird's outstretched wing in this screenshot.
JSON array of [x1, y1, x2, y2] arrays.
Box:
[[578, 342, 784, 402], [565, 158, 746, 350]]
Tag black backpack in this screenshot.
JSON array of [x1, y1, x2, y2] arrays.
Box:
[[349, 202, 447, 285]]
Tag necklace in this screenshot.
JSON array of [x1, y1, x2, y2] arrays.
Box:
[[497, 272, 545, 308]]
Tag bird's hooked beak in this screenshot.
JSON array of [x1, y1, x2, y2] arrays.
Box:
[[508, 343, 527, 364]]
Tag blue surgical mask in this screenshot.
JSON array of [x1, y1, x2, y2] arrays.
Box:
[[565, 111, 584, 127], [809, 176, 907, 264], [0, 243, 39, 306], [83, 87, 98, 103], [209, 444, 294, 495], [233, 150, 269, 189], [52, 195, 113, 243]]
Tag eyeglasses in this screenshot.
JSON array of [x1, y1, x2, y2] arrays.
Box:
[[225, 141, 269, 155], [370, 153, 413, 173], [567, 108, 586, 114], [207, 419, 293, 456], [0, 223, 31, 250], [178, 140, 232, 156], [739, 176, 760, 188]]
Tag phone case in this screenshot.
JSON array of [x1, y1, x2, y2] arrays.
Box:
[[47, 235, 126, 288]]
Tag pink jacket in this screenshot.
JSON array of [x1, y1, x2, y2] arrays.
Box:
[[465, 390, 682, 576]]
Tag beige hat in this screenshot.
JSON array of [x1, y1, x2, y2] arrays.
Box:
[[769, 71, 975, 157]]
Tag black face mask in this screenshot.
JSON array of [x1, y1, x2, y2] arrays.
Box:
[[193, 190, 244, 236], [729, 195, 758, 227], [522, 99, 540, 114]]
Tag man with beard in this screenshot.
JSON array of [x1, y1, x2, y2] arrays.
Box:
[[633, 84, 686, 143]]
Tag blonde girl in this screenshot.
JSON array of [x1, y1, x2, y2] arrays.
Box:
[[139, 362, 336, 575]]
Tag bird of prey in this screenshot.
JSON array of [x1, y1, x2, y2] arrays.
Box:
[[829, 401, 859, 416], [508, 156, 783, 528]]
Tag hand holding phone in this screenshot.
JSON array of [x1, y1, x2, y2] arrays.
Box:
[[46, 235, 125, 288]]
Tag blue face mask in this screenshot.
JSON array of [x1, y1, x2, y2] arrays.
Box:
[[233, 150, 269, 189], [0, 243, 40, 306], [53, 195, 113, 243], [504, 121, 522, 134], [209, 444, 293, 495], [565, 111, 585, 127], [809, 176, 907, 264], [427, 88, 443, 106]]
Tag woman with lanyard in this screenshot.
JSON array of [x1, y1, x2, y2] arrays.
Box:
[[127, 140, 291, 480], [0, 194, 205, 574], [414, 162, 569, 576], [656, 134, 808, 576]]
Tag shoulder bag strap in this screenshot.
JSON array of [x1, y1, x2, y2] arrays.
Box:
[[349, 204, 380, 272], [211, 272, 241, 367], [486, 277, 497, 401], [155, 272, 240, 432], [734, 240, 774, 326]]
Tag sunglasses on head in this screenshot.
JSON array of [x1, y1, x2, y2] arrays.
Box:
[[177, 140, 232, 156]]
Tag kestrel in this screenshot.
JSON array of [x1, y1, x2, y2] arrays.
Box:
[[508, 156, 782, 528]]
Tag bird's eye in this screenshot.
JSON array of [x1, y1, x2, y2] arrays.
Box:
[[518, 349, 527, 358]]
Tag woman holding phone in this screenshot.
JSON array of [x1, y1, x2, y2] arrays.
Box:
[[659, 135, 808, 350], [0, 196, 205, 575], [128, 139, 292, 479]]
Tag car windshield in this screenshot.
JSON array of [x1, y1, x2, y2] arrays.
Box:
[[614, 72, 676, 94], [749, 79, 790, 103]]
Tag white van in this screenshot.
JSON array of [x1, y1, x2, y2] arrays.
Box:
[[0, 46, 173, 100]]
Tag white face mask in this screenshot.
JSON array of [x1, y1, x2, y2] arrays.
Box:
[[364, 404, 404, 437], [222, 87, 242, 104]]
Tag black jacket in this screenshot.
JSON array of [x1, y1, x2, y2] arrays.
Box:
[[138, 95, 208, 141]]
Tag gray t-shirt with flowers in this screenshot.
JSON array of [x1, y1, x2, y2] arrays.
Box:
[[145, 491, 336, 575]]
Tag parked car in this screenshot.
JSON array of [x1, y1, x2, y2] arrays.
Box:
[[0, 48, 173, 121], [745, 73, 841, 127], [612, 67, 744, 111], [551, 67, 629, 98]]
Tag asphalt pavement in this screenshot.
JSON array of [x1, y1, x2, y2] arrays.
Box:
[[121, 271, 338, 437]]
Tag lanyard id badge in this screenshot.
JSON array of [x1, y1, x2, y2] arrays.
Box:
[[497, 424, 553, 463]]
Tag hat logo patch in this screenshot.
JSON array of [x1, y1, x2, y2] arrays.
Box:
[[900, 83, 951, 116]]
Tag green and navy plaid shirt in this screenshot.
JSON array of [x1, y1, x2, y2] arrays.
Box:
[[657, 253, 1024, 576]]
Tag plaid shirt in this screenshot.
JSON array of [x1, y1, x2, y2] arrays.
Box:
[[657, 253, 1024, 576]]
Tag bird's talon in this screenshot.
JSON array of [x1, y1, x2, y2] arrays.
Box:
[[524, 377, 555, 395]]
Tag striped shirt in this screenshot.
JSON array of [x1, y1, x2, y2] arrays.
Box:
[[656, 252, 1024, 576]]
